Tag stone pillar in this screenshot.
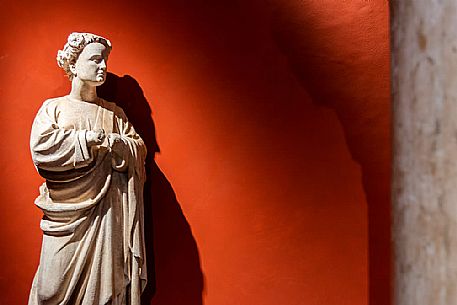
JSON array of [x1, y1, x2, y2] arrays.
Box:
[[392, 1, 457, 305]]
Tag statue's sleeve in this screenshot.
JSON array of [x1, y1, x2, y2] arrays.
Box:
[[112, 107, 147, 178], [30, 100, 93, 172]]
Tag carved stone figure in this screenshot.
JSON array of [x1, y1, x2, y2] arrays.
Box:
[[28, 32, 147, 305]]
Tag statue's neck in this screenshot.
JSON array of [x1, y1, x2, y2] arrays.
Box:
[[69, 77, 98, 102]]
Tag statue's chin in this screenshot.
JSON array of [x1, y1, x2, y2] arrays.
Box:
[[82, 78, 105, 87], [94, 79, 106, 86]]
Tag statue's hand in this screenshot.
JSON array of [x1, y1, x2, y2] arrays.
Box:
[[108, 133, 127, 169], [86, 129, 106, 146], [108, 133, 123, 150]]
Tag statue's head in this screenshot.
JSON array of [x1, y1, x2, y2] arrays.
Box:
[[57, 32, 112, 85]]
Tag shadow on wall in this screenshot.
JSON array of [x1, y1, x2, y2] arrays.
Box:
[[269, 3, 391, 305], [98, 73, 204, 305]]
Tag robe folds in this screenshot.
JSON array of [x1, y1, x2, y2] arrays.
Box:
[[28, 96, 147, 305]]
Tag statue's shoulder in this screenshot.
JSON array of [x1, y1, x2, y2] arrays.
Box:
[[32, 97, 69, 123], [34, 96, 65, 114], [40, 96, 67, 108], [97, 98, 126, 118]]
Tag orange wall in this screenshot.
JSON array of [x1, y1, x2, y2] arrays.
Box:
[[0, 1, 390, 305]]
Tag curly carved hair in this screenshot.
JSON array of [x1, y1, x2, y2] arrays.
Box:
[[57, 32, 112, 80]]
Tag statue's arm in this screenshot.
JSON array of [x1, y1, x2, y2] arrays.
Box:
[[108, 107, 147, 175], [30, 100, 93, 172]]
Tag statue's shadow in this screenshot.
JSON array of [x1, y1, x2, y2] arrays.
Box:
[[98, 72, 204, 305]]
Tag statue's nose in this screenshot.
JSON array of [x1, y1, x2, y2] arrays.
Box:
[[99, 59, 107, 69]]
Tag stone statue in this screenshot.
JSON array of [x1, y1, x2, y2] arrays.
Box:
[[28, 32, 147, 305]]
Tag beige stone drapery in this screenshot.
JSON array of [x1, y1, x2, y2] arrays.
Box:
[[28, 96, 147, 305]]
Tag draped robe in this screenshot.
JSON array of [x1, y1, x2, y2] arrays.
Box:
[[28, 96, 147, 305]]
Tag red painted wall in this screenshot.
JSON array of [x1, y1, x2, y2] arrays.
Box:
[[0, 1, 390, 305]]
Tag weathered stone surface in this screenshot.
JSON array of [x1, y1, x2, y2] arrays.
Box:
[[392, 2, 457, 305]]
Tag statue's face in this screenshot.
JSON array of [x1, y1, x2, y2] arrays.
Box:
[[72, 42, 108, 86]]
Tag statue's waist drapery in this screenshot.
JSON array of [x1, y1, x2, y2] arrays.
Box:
[[35, 152, 114, 236]]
